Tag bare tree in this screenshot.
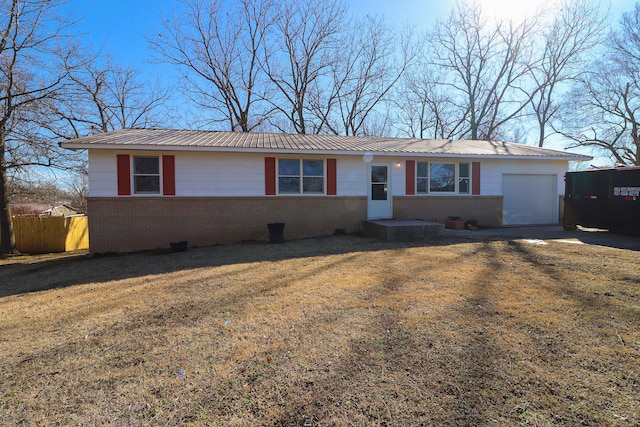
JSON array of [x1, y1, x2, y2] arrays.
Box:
[[64, 171, 88, 213], [555, 3, 640, 165], [0, 0, 78, 255], [557, 68, 640, 165], [8, 180, 69, 205], [264, 0, 346, 134], [610, 2, 640, 76], [152, 0, 274, 132], [49, 54, 171, 138], [529, 0, 606, 147], [331, 17, 415, 136], [394, 58, 465, 139], [428, 0, 538, 140]]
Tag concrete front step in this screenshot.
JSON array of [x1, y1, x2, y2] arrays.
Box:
[[361, 219, 445, 241]]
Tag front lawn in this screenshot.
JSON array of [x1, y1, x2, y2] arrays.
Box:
[[1, 235, 638, 425]]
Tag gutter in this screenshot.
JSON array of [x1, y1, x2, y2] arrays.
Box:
[[59, 142, 593, 162]]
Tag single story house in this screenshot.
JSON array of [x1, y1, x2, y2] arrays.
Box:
[[61, 129, 592, 253]]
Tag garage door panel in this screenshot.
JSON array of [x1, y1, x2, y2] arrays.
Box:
[[503, 174, 556, 225]]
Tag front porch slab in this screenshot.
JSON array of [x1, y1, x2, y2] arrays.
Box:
[[361, 219, 445, 241]]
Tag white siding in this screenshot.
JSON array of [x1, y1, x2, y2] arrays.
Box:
[[88, 150, 570, 199], [175, 152, 263, 196], [336, 156, 367, 196], [88, 151, 118, 197], [389, 158, 407, 196], [480, 159, 568, 196], [89, 150, 265, 197], [89, 150, 372, 198], [337, 156, 406, 197]]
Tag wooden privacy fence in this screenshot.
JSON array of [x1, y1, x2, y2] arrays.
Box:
[[11, 216, 89, 253]]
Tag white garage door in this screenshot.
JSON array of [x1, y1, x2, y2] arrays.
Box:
[[503, 174, 557, 225]]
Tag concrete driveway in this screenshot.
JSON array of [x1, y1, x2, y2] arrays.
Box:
[[444, 225, 640, 251]]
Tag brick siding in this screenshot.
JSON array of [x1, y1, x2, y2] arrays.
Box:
[[393, 196, 503, 227], [88, 197, 367, 253], [88, 195, 506, 253]]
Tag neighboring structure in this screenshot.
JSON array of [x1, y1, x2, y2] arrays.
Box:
[[11, 203, 80, 217], [61, 129, 591, 253]]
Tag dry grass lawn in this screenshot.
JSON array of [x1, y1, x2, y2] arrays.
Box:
[[1, 234, 639, 426]]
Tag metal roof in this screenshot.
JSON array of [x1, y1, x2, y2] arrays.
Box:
[[61, 128, 592, 161]]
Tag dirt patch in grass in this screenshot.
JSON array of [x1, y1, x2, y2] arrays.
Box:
[[1, 235, 638, 426]]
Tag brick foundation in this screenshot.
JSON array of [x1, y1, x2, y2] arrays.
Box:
[[393, 196, 503, 227], [87, 197, 367, 253], [88, 195, 505, 253]]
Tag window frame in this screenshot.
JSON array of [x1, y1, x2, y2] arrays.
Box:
[[277, 158, 326, 195], [415, 161, 472, 195], [132, 156, 161, 195], [458, 162, 471, 194]]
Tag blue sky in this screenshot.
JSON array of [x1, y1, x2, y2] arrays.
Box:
[[63, 0, 637, 81], [62, 0, 453, 77]]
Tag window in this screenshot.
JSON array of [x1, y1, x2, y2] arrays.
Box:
[[133, 156, 160, 194], [278, 159, 324, 194], [416, 161, 471, 194], [371, 165, 388, 200], [417, 162, 428, 193], [430, 163, 455, 192], [459, 162, 470, 194]]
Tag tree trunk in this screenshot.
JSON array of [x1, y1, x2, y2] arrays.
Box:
[[538, 120, 546, 148], [0, 143, 17, 255]]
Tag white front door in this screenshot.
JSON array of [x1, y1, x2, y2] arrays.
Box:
[[368, 163, 392, 219]]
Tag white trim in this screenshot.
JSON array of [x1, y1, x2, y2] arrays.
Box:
[[132, 155, 162, 195], [63, 142, 591, 162]]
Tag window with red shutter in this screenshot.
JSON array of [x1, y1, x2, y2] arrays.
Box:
[[116, 154, 131, 196], [162, 155, 175, 196], [327, 159, 337, 195], [265, 157, 276, 195]]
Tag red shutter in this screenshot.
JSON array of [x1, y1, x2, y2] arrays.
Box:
[[472, 162, 481, 195], [265, 157, 276, 195], [326, 158, 337, 195], [405, 160, 415, 195], [162, 155, 176, 196], [116, 154, 131, 196]]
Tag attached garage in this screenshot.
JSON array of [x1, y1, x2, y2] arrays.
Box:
[[502, 174, 558, 225]]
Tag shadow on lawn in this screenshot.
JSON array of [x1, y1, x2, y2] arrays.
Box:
[[265, 241, 512, 425], [507, 240, 600, 306], [2, 226, 638, 299], [0, 234, 483, 298], [264, 238, 634, 425], [447, 240, 508, 424]]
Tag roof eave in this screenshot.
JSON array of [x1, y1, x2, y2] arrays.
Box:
[[60, 142, 592, 161]]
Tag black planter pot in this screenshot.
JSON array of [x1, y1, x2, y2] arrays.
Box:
[[170, 240, 188, 252], [267, 222, 285, 244]]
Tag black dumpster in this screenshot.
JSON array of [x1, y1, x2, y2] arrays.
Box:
[[564, 167, 640, 235], [267, 222, 285, 243]]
